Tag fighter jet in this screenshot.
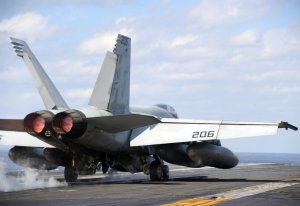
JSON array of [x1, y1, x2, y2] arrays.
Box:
[[0, 34, 297, 182]]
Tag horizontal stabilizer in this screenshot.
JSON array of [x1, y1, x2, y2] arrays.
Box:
[[87, 114, 160, 133], [0, 119, 24, 132], [130, 118, 297, 146]]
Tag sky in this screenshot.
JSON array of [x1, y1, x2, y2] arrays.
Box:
[[0, 0, 299, 153]]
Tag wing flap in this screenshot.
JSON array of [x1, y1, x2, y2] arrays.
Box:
[[130, 119, 297, 146], [217, 122, 278, 139]]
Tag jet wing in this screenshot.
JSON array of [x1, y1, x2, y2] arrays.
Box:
[[130, 118, 298, 146], [0, 131, 53, 147]]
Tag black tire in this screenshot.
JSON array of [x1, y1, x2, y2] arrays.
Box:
[[162, 165, 169, 180], [64, 166, 78, 183], [149, 161, 162, 181]]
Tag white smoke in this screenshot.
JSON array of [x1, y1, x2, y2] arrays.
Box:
[[0, 158, 67, 192]]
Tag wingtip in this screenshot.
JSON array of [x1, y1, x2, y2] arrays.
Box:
[[278, 121, 298, 131]]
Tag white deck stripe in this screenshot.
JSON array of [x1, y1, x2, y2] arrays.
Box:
[[206, 182, 298, 199]]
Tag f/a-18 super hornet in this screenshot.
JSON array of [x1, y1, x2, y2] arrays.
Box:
[[0, 34, 297, 183]]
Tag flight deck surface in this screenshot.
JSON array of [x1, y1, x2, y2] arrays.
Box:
[[0, 164, 299, 206]]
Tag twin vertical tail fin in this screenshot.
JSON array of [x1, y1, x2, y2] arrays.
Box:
[[10, 34, 130, 113], [88, 34, 131, 114], [10, 38, 69, 110]]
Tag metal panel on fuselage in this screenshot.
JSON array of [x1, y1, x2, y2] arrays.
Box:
[[69, 105, 175, 154]]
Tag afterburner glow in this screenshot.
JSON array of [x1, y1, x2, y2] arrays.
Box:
[[32, 116, 45, 134], [62, 116, 73, 133]]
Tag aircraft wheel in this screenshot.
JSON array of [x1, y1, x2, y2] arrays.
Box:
[[149, 161, 162, 181], [162, 165, 169, 180], [64, 166, 78, 183]]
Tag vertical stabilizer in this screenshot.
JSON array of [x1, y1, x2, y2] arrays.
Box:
[[88, 51, 117, 110], [89, 34, 131, 114], [10, 37, 69, 110]]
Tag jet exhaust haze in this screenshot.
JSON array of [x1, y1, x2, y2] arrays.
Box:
[[0, 158, 66, 192]]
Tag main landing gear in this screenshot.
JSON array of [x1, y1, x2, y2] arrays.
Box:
[[64, 165, 78, 183], [149, 161, 169, 181]]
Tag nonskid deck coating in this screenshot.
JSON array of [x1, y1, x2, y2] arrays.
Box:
[[0, 164, 299, 206]]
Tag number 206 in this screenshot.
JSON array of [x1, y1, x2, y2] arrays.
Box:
[[192, 131, 215, 138]]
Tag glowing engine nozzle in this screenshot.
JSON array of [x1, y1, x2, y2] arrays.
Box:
[[52, 110, 87, 138], [24, 111, 54, 136], [33, 116, 45, 133], [61, 116, 73, 133]]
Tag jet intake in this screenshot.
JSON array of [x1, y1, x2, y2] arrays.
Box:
[[24, 110, 54, 137], [187, 142, 239, 169], [52, 109, 87, 138]]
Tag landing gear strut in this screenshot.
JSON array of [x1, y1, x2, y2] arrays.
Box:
[[149, 161, 169, 181]]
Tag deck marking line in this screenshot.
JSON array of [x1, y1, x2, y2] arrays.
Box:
[[162, 197, 231, 206], [285, 177, 300, 181], [207, 182, 298, 199], [163, 182, 298, 206]]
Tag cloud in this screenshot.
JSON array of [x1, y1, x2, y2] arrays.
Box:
[[261, 26, 300, 58], [49, 60, 99, 75], [115, 17, 135, 25], [79, 33, 116, 55], [187, 0, 266, 29], [0, 66, 29, 82], [261, 85, 300, 94], [231, 30, 258, 46], [79, 29, 134, 55], [0, 12, 59, 43], [65, 88, 92, 98], [170, 35, 198, 48], [240, 70, 300, 82]]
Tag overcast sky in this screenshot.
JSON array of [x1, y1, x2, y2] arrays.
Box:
[[0, 0, 299, 153]]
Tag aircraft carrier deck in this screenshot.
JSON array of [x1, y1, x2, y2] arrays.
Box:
[[0, 163, 299, 206]]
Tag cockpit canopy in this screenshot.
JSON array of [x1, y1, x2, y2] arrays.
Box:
[[155, 104, 178, 118]]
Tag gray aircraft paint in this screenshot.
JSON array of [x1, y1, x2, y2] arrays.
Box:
[[109, 35, 131, 114], [10, 38, 69, 110], [89, 35, 131, 115], [88, 52, 117, 111]]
